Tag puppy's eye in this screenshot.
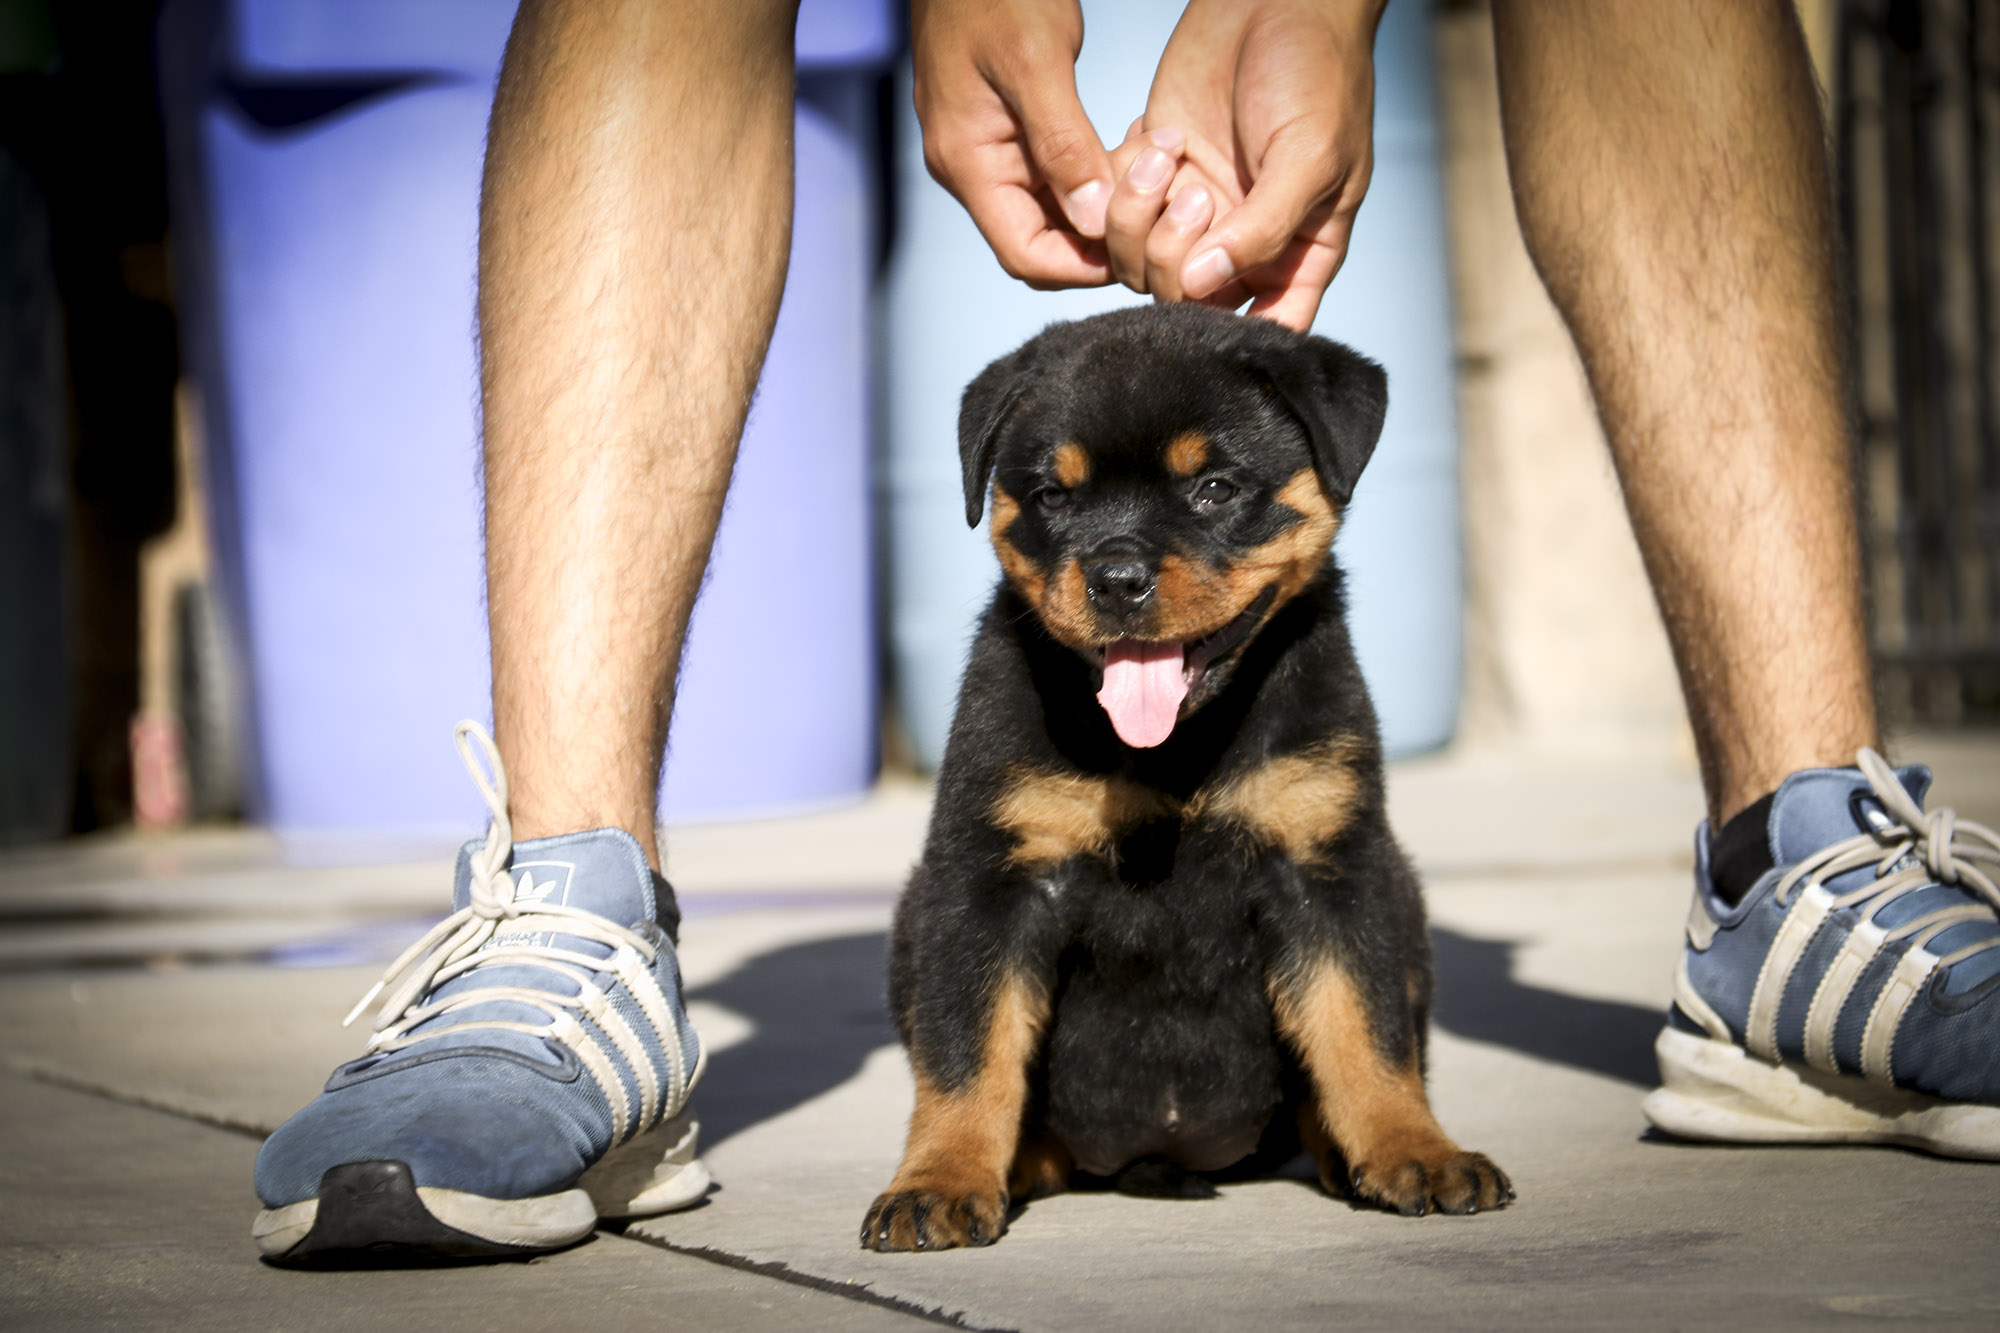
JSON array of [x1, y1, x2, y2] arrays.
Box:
[[1192, 477, 1238, 509], [1035, 487, 1073, 513]]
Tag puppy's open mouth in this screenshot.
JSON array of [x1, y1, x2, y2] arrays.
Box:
[[1094, 588, 1274, 748]]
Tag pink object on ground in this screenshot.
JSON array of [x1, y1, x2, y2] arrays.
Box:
[[1097, 641, 1188, 748], [131, 712, 191, 829]]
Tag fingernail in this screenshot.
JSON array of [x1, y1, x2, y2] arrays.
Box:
[[1183, 246, 1234, 296], [1128, 147, 1173, 193], [1145, 125, 1185, 154], [1066, 179, 1108, 235], [1167, 185, 1210, 224]]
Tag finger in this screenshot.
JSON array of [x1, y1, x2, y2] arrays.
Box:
[[958, 169, 1114, 288], [1196, 281, 1255, 312], [1240, 224, 1351, 333], [1005, 74, 1115, 239], [1105, 129, 1185, 290], [1179, 130, 1357, 301], [1142, 182, 1215, 303], [1106, 123, 1181, 181]]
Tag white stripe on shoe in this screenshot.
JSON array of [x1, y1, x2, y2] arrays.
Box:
[[340, 724, 701, 1150], [1746, 884, 1837, 1061], [1803, 915, 1888, 1072], [1656, 749, 2000, 1157], [1860, 944, 1941, 1084]]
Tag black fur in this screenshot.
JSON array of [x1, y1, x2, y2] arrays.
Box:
[[957, 304, 1385, 525]]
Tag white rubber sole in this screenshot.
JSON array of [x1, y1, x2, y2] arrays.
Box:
[[579, 1105, 711, 1217], [253, 1109, 711, 1258], [1643, 1027, 2000, 1161]]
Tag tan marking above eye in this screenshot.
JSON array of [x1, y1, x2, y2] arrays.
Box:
[[1052, 442, 1090, 488], [994, 768, 1178, 867], [1189, 737, 1362, 863], [1166, 431, 1210, 477]]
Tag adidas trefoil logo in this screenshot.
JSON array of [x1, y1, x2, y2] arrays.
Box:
[[513, 870, 559, 905]]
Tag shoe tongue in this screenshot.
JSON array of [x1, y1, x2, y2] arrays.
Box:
[[453, 827, 658, 930], [1767, 764, 1932, 867], [1097, 640, 1188, 748], [399, 829, 660, 1062]]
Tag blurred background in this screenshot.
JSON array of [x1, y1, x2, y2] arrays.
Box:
[[0, 0, 1992, 846]]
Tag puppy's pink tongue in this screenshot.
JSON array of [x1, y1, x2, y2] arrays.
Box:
[[1097, 641, 1188, 748]]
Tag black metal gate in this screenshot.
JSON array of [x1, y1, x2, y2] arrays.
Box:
[[1841, 0, 2000, 721]]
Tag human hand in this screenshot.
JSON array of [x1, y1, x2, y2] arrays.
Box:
[[909, 0, 1115, 289], [1102, 0, 1386, 330]]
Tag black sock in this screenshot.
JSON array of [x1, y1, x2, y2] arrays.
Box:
[[649, 871, 682, 943], [1708, 790, 1777, 906]]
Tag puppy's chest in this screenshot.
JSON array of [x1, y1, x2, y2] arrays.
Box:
[[992, 740, 1365, 900]]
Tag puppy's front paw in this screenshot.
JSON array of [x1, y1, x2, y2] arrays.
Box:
[[1345, 1147, 1513, 1217], [860, 1186, 1009, 1252]]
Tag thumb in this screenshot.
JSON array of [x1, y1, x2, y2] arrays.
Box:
[[1180, 130, 1356, 299], [1008, 76, 1114, 239]]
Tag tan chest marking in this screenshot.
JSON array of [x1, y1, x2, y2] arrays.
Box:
[[996, 739, 1360, 869], [1190, 738, 1362, 864], [994, 769, 1176, 867]]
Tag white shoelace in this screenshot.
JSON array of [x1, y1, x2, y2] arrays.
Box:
[[338, 721, 687, 1141], [1774, 748, 2000, 968]]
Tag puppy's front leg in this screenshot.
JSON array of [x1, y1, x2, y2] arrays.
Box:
[[1273, 955, 1513, 1217], [861, 968, 1046, 1251]]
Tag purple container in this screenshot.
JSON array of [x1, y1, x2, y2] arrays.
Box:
[[160, 0, 890, 831]]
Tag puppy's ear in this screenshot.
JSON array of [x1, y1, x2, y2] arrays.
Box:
[[957, 343, 1038, 527], [1258, 338, 1387, 507]]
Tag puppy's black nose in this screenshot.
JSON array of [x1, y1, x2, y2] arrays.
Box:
[[1085, 559, 1155, 616]]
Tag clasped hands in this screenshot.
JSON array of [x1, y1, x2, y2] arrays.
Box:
[[911, 0, 1386, 332]]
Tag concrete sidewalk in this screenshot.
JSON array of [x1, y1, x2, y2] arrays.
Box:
[[4, 738, 1999, 1329]]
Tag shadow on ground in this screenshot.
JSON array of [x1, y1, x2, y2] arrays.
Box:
[[1432, 927, 1661, 1087], [687, 931, 897, 1151], [685, 924, 1662, 1152]]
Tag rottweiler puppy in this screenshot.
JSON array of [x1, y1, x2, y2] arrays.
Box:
[[861, 304, 1511, 1253]]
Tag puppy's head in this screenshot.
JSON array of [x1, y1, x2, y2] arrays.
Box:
[[960, 305, 1386, 749]]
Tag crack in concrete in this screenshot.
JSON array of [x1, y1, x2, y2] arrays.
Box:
[[605, 1229, 1009, 1331], [2, 1058, 270, 1140], [0, 1060, 999, 1327]]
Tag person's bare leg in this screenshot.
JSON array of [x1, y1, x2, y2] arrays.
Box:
[[480, 0, 799, 867], [1490, 0, 1877, 824]]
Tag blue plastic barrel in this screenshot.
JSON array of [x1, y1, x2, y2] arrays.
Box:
[[159, 0, 891, 832], [883, 0, 1461, 765]]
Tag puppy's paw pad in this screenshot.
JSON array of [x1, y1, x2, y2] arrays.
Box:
[[860, 1187, 1008, 1252], [1349, 1149, 1513, 1217]]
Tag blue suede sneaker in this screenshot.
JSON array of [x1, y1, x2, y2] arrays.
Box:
[[1643, 749, 2000, 1158], [252, 723, 707, 1261]]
